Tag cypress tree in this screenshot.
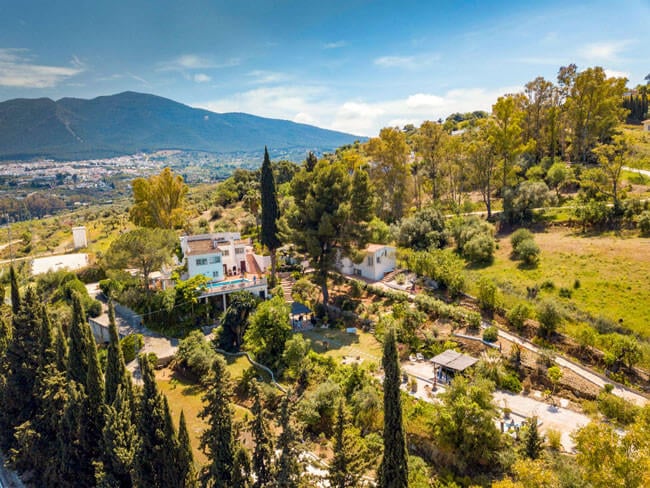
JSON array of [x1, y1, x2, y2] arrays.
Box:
[[67, 292, 91, 385], [276, 392, 301, 488], [305, 151, 318, 172], [56, 382, 87, 488], [178, 410, 197, 488], [199, 355, 235, 488], [105, 300, 132, 406], [232, 445, 253, 488], [0, 287, 41, 451], [524, 416, 544, 460], [250, 381, 274, 488], [260, 146, 281, 286], [100, 385, 138, 488], [378, 328, 408, 488], [9, 265, 20, 314], [81, 323, 105, 466], [328, 399, 367, 488], [134, 354, 179, 487]]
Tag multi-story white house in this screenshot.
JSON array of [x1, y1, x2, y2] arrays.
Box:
[[337, 243, 396, 281], [180, 233, 269, 307]]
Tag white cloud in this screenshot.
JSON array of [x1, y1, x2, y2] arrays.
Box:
[[193, 73, 211, 83], [578, 40, 633, 62], [247, 70, 290, 84], [323, 40, 346, 49], [158, 54, 240, 71], [604, 69, 629, 79], [0, 48, 84, 88], [374, 53, 440, 70], [196, 84, 521, 137]]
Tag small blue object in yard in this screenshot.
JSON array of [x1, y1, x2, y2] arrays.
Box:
[[346, 327, 357, 334]]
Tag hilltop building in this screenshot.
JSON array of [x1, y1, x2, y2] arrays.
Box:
[[337, 243, 396, 281], [643, 119, 650, 132], [72, 226, 87, 249], [180, 232, 269, 308]]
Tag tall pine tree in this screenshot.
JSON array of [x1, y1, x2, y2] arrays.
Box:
[[232, 446, 253, 488], [378, 328, 408, 488], [328, 399, 369, 488], [524, 416, 544, 460], [276, 393, 301, 487], [67, 292, 92, 385], [0, 287, 41, 451], [9, 265, 20, 314], [134, 354, 180, 487], [250, 381, 274, 488], [199, 355, 235, 488], [178, 410, 197, 488], [99, 385, 138, 488], [260, 146, 281, 286], [105, 300, 132, 406]]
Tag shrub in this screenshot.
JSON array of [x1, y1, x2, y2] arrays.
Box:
[[546, 429, 562, 451], [499, 373, 523, 393], [540, 280, 555, 291], [573, 279, 581, 289], [477, 277, 499, 312], [597, 392, 639, 425], [639, 210, 650, 236], [176, 330, 216, 380], [87, 299, 103, 318], [121, 334, 144, 364], [462, 233, 495, 264], [483, 326, 499, 343], [507, 303, 531, 330], [516, 238, 541, 265], [537, 300, 562, 337], [558, 287, 572, 298], [510, 228, 534, 250], [522, 376, 532, 394]]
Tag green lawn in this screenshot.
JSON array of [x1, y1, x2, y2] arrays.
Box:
[[300, 328, 382, 363], [469, 227, 650, 338]]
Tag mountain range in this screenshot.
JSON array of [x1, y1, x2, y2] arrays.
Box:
[[0, 91, 363, 161]]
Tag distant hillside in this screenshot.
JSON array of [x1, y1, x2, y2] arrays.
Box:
[[0, 91, 363, 160]]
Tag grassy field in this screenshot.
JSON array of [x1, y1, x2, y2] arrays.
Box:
[[156, 353, 259, 466], [301, 328, 382, 363], [469, 226, 650, 338]]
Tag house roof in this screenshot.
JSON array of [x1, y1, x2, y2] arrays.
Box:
[[185, 238, 221, 256], [365, 243, 389, 253], [643, 119, 650, 124], [291, 302, 311, 316], [430, 349, 478, 372]]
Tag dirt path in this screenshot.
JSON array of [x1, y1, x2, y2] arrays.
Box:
[[623, 166, 650, 177]]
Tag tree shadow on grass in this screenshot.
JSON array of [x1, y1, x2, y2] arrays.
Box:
[[516, 261, 539, 271], [301, 328, 361, 354], [168, 370, 204, 396]]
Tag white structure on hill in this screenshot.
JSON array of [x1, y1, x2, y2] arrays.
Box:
[[337, 243, 396, 281], [179, 232, 269, 305], [72, 226, 87, 249], [643, 119, 650, 132]]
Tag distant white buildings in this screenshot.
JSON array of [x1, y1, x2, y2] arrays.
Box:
[[72, 226, 87, 249], [179, 232, 269, 306], [337, 243, 396, 281], [643, 119, 650, 132]]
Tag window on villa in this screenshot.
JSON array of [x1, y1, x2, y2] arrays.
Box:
[[222, 249, 229, 257], [195, 258, 207, 266], [376, 256, 381, 263], [367, 256, 373, 266], [209, 256, 220, 264], [212, 271, 220, 278], [235, 248, 244, 255]]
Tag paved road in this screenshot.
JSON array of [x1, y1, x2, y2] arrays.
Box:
[[623, 166, 650, 178], [402, 360, 591, 452], [0, 452, 24, 488], [497, 328, 648, 407]]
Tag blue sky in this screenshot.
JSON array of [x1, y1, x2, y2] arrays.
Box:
[[0, 0, 648, 136]]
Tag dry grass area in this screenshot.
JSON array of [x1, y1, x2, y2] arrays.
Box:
[[472, 226, 650, 337]]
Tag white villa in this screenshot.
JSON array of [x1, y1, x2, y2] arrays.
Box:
[[337, 243, 396, 281], [180, 232, 269, 308], [643, 119, 650, 132]]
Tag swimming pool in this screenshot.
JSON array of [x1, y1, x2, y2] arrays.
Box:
[[206, 278, 250, 288]]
